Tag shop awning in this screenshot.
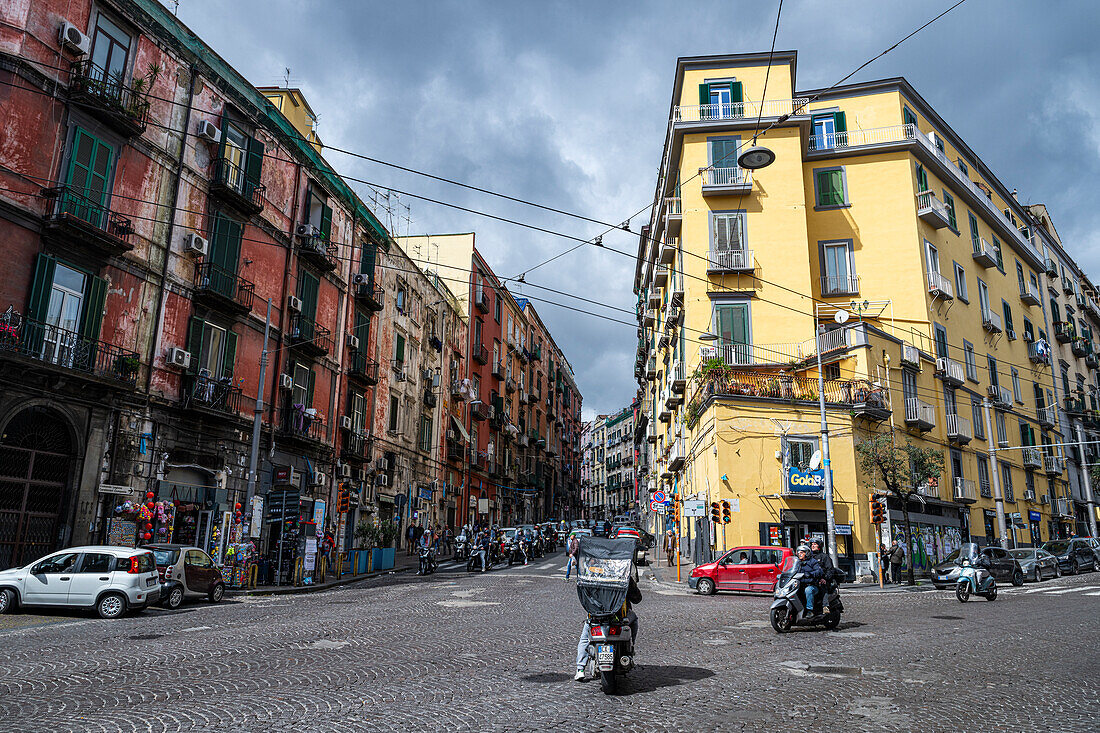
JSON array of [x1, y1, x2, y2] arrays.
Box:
[[451, 416, 471, 443]]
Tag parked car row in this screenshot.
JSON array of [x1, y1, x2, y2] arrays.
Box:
[[0, 543, 225, 619]]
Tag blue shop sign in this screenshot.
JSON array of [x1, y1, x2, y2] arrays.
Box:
[[419, 487, 433, 501], [1028, 510, 1041, 522], [786, 468, 832, 494]]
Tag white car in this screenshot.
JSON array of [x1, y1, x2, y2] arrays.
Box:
[[0, 545, 161, 619]]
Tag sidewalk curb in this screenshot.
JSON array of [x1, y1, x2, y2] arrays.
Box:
[[229, 566, 415, 597]]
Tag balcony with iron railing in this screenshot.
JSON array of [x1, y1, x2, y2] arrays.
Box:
[[210, 157, 265, 216], [953, 477, 977, 503], [491, 361, 505, 379], [945, 413, 972, 444], [701, 167, 752, 195], [981, 307, 1003, 334], [935, 357, 965, 386], [663, 198, 681, 235], [470, 402, 489, 421], [180, 372, 244, 417], [1055, 497, 1074, 517], [1028, 341, 1051, 365], [471, 343, 489, 365], [1043, 455, 1065, 476], [708, 248, 754, 273], [821, 273, 860, 296], [1071, 338, 1092, 358], [353, 281, 385, 311], [901, 343, 922, 370], [1022, 447, 1043, 470], [41, 186, 134, 256], [287, 313, 333, 357], [341, 432, 373, 463], [674, 98, 810, 125], [1017, 280, 1041, 307], [915, 481, 940, 500], [193, 261, 254, 315], [658, 236, 678, 265], [988, 384, 1012, 408], [474, 288, 490, 313], [277, 405, 327, 446], [1037, 404, 1057, 428], [295, 228, 339, 271], [348, 353, 379, 385], [904, 398, 936, 431], [916, 190, 952, 229], [68, 59, 150, 136], [972, 237, 999, 268], [927, 270, 954, 300], [0, 314, 140, 388], [807, 122, 911, 152]]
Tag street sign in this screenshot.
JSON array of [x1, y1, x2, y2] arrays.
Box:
[[651, 501, 668, 513], [835, 524, 852, 536], [682, 499, 706, 517], [652, 490, 667, 503]]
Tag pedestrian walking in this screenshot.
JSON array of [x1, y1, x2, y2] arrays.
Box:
[[888, 540, 905, 584], [664, 530, 678, 567], [564, 532, 580, 579], [405, 523, 417, 555]]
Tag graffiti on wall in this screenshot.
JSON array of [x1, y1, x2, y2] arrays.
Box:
[[892, 523, 963, 571]]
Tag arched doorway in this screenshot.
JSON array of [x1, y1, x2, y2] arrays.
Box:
[[0, 407, 76, 569]]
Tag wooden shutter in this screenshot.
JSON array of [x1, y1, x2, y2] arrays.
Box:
[[833, 111, 847, 133], [395, 333, 405, 362], [297, 270, 319, 319], [320, 202, 333, 241], [186, 316, 205, 373], [244, 135, 264, 194], [66, 128, 113, 212], [79, 275, 108, 342], [714, 216, 730, 253], [731, 81, 743, 103], [218, 115, 229, 163], [26, 253, 57, 323], [221, 329, 237, 379], [731, 305, 748, 344], [698, 83, 711, 106], [306, 365, 316, 407], [916, 164, 928, 192]]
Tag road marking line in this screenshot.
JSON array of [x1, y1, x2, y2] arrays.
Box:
[[1045, 585, 1100, 594], [1085, 591, 1100, 596]]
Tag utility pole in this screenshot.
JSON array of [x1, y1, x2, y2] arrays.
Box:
[[981, 399, 1009, 548], [245, 299, 273, 524], [1074, 420, 1099, 537], [816, 324, 839, 567]]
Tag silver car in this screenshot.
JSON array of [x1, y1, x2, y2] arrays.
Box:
[[0, 545, 161, 619], [1007, 547, 1061, 583]]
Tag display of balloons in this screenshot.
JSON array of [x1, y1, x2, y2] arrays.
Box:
[[143, 532, 152, 540]]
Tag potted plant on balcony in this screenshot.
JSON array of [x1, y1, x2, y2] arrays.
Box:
[[114, 354, 140, 380], [0, 321, 19, 348]]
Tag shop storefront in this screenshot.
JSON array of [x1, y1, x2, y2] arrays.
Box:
[[888, 502, 965, 576]]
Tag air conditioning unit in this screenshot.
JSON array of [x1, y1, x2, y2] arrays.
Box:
[[396, 370, 408, 382], [1024, 490, 1036, 502], [376, 474, 390, 487], [183, 232, 208, 257], [357, 468, 369, 483], [422, 368, 433, 381], [1006, 329, 1016, 340], [311, 470, 326, 487], [340, 464, 353, 479], [59, 21, 90, 55], [166, 347, 191, 369], [346, 334, 360, 350], [296, 223, 319, 238], [279, 373, 294, 390], [340, 416, 353, 431], [196, 119, 221, 145], [447, 429, 456, 440], [1023, 331, 1035, 343], [1040, 495, 1050, 505], [375, 456, 388, 472], [352, 273, 369, 285], [287, 295, 303, 313]]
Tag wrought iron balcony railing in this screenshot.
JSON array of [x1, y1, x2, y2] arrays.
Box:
[[0, 314, 139, 387]]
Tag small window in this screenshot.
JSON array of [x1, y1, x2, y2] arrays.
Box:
[[957, 158, 969, 175], [814, 167, 847, 208], [786, 438, 817, 470], [395, 281, 408, 313], [1002, 301, 1014, 336], [1011, 368, 1022, 403], [954, 263, 968, 303], [963, 341, 977, 381], [972, 399, 985, 438], [388, 395, 401, 433], [1023, 319, 1034, 342], [988, 356, 999, 387]]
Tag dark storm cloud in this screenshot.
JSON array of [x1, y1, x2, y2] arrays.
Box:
[[172, 0, 1100, 417]]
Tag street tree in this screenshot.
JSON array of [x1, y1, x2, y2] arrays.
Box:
[[856, 431, 944, 586]]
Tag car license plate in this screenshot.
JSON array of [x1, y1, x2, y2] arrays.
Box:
[[597, 645, 614, 663], [145, 577, 156, 587]]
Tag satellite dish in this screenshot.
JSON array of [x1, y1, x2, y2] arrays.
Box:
[[808, 450, 823, 471], [834, 310, 850, 324]]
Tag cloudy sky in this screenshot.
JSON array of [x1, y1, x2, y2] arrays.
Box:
[[168, 0, 1100, 418]]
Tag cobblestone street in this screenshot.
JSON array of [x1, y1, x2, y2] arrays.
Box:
[[2, 551, 1098, 732]]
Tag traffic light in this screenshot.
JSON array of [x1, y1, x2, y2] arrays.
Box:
[[721, 500, 731, 524], [710, 501, 720, 524], [337, 486, 351, 513], [870, 497, 885, 524]]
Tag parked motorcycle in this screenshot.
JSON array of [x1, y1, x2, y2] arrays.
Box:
[[769, 559, 843, 633], [955, 543, 997, 602]]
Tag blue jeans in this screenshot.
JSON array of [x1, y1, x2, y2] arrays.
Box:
[[565, 555, 575, 578], [804, 584, 818, 615], [576, 624, 591, 669]]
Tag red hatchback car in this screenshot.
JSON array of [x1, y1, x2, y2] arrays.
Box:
[[689, 546, 794, 595]]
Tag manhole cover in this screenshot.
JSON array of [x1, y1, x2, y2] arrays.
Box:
[[806, 665, 862, 676], [931, 615, 963, 620], [128, 634, 163, 640]]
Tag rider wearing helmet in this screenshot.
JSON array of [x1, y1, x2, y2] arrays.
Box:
[[794, 544, 824, 618]]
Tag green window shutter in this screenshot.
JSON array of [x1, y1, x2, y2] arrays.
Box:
[[26, 253, 57, 323], [731, 81, 743, 103], [306, 366, 316, 406], [66, 128, 113, 211], [79, 275, 108, 342], [186, 317, 205, 373], [218, 116, 229, 161], [320, 203, 333, 241], [698, 83, 711, 106], [993, 237, 1003, 270], [244, 135, 264, 193], [297, 270, 319, 319], [303, 187, 313, 224], [395, 333, 405, 362], [221, 329, 237, 380], [360, 239, 376, 278], [833, 111, 847, 133], [916, 164, 928, 192]]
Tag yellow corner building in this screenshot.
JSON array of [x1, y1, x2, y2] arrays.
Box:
[[634, 52, 1100, 580]]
